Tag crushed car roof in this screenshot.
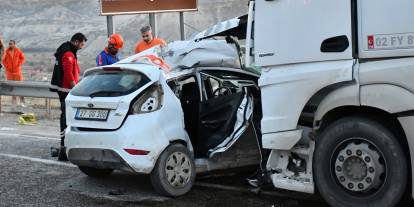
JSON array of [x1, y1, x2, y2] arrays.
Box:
[[114, 14, 253, 79], [117, 39, 241, 71]]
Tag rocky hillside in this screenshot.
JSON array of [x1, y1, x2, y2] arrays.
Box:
[[0, 0, 248, 79]]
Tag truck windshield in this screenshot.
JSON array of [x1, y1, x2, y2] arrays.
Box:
[[70, 70, 151, 97]]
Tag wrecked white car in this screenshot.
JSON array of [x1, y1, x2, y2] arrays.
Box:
[[64, 35, 262, 196]]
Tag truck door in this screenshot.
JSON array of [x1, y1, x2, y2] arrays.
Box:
[[254, 0, 353, 67]]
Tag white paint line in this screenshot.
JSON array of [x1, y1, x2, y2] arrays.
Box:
[[0, 153, 76, 168], [0, 127, 17, 131], [0, 132, 59, 141]]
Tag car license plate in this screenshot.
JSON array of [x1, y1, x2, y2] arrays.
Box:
[[75, 108, 109, 121]]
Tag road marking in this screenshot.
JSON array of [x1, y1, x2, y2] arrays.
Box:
[[0, 132, 59, 141], [0, 127, 17, 131], [0, 153, 76, 168]]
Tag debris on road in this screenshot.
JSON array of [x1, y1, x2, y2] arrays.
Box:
[[18, 113, 37, 125]]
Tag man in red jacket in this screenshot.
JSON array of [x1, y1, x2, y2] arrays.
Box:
[[50, 33, 87, 161]]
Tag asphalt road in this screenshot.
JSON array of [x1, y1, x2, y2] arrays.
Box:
[[0, 113, 328, 207]]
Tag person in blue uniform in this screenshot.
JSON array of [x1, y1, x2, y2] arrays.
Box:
[[96, 34, 124, 66]]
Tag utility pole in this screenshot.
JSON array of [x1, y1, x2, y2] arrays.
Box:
[[149, 13, 157, 37], [179, 12, 185, 40], [106, 15, 115, 37]]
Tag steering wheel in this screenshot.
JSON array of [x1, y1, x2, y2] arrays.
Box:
[[212, 86, 232, 97]]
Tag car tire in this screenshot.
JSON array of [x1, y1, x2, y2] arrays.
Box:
[[314, 117, 408, 207], [150, 143, 195, 197], [78, 166, 114, 178]]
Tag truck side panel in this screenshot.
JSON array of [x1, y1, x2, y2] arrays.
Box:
[[358, 0, 414, 59], [359, 57, 414, 92]]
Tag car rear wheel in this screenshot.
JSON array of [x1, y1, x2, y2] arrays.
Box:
[[150, 143, 195, 197], [314, 117, 408, 207], [78, 166, 114, 178]]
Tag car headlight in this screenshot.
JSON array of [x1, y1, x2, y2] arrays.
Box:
[[130, 83, 164, 114]]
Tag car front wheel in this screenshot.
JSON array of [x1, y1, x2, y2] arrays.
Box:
[[150, 143, 195, 197], [314, 117, 408, 207]]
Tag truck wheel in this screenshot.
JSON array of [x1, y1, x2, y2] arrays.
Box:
[[78, 166, 113, 178], [150, 143, 195, 197], [314, 117, 407, 207]]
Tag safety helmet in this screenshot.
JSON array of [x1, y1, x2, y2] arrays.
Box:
[[108, 34, 124, 49]]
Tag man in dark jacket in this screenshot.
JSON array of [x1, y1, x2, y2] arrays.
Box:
[[51, 33, 87, 161]]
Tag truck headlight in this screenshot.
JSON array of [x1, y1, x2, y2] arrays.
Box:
[[130, 83, 163, 114]]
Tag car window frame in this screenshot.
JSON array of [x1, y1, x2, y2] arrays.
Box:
[[199, 70, 256, 101]]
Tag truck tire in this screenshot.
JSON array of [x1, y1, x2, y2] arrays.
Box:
[[314, 117, 407, 207], [79, 166, 113, 178], [150, 143, 195, 197]]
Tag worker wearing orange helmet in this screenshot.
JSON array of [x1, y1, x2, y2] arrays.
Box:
[[96, 34, 124, 66]]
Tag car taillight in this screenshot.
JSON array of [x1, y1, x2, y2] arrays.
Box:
[[124, 148, 150, 155], [130, 83, 163, 114]]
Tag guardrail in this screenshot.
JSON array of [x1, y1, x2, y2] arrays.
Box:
[[0, 80, 58, 117]]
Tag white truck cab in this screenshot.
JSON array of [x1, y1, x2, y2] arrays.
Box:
[[247, 0, 414, 206]]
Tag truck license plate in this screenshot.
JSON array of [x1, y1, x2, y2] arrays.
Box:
[[75, 108, 109, 121], [368, 33, 414, 50]]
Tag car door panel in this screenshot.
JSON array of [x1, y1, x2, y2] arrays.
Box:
[[197, 86, 255, 159], [196, 92, 244, 157], [208, 91, 254, 157]]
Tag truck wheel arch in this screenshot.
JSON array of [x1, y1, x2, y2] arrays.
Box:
[[313, 83, 360, 125], [313, 83, 414, 129], [360, 84, 414, 114]]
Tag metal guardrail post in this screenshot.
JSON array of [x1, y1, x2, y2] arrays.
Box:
[[45, 98, 52, 118], [0, 79, 3, 113], [48, 98, 51, 118]]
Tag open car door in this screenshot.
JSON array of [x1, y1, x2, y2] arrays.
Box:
[[196, 71, 254, 158]]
